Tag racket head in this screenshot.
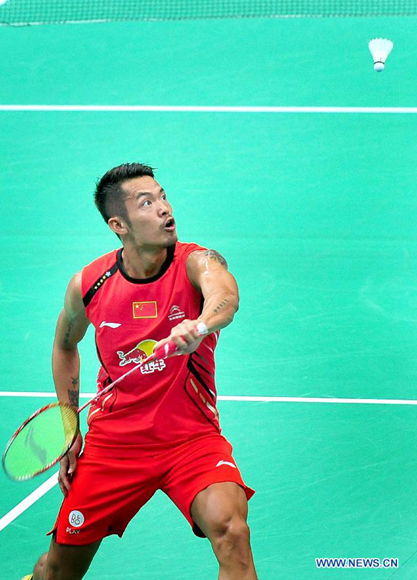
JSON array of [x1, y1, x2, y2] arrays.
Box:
[[2, 402, 79, 481]]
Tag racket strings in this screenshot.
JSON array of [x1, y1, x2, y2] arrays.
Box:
[[3, 403, 79, 481], [60, 404, 79, 444]]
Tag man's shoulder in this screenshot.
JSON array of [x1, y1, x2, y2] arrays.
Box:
[[80, 249, 120, 299], [175, 241, 207, 259], [83, 248, 120, 273]]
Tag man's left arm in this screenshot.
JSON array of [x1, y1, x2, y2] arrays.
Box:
[[156, 249, 239, 353], [188, 249, 239, 333]]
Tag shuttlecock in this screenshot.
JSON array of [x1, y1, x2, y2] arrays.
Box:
[[369, 38, 393, 72]]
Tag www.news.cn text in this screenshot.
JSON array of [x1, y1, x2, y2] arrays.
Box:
[[315, 557, 399, 569]]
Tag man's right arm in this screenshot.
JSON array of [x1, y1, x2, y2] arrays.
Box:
[[53, 272, 90, 495], [52, 272, 90, 410]]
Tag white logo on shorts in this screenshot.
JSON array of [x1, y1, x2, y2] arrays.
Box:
[[68, 510, 85, 528], [216, 460, 237, 469]]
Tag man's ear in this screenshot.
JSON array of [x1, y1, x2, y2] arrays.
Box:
[[108, 216, 128, 236]]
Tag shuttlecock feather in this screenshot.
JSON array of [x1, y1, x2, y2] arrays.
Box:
[[369, 38, 393, 72]]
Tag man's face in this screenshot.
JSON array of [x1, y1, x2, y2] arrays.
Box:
[[120, 176, 177, 248]]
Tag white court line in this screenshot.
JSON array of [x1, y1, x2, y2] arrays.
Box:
[[1, 105, 417, 113], [0, 471, 58, 532], [220, 395, 417, 405], [1, 391, 417, 405]]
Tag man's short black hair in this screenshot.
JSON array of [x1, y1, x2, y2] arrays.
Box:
[[94, 162, 155, 223]]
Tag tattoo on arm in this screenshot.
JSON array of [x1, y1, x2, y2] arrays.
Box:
[[63, 319, 73, 348], [204, 249, 228, 268], [67, 388, 79, 408], [213, 298, 230, 314]]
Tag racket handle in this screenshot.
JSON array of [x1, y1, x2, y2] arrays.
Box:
[[153, 322, 209, 360], [153, 340, 178, 359]]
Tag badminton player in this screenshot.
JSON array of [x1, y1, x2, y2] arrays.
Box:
[[23, 163, 257, 580]]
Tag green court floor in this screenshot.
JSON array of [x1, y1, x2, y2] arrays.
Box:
[[1, 13, 417, 580]]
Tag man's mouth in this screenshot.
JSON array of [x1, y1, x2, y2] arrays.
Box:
[[163, 217, 176, 232]]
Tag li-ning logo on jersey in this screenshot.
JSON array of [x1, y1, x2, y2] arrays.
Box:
[[99, 321, 122, 329], [168, 305, 186, 321], [117, 339, 166, 374], [68, 510, 85, 528]]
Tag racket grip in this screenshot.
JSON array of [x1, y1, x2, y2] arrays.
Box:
[[153, 340, 178, 359], [153, 322, 209, 360]]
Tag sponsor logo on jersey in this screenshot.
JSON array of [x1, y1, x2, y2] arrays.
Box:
[[68, 510, 85, 528], [216, 460, 236, 469], [168, 305, 186, 321], [117, 339, 166, 374], [132, 301, 158, 319], [99, 321, 122, 328]]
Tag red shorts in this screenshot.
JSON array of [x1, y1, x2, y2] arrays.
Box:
[[49, 434, 255, 545]]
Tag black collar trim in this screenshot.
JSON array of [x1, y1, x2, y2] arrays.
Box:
[[82, 261, 118, 307], [116, 244, 175, 284]]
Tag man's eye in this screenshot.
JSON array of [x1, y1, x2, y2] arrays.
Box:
[[142, 200, 152, 207]]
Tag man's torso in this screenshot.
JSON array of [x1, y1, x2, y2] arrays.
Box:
[[81, 242, 221, 449]]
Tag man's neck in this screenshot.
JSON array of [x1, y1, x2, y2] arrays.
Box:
[[121, 244, 168, 279]]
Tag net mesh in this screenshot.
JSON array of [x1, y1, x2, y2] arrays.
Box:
[[2, 403, 78, 481], [0, 0, 416, 26]]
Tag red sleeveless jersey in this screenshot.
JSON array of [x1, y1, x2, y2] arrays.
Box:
[[81, 242, 221, 448]]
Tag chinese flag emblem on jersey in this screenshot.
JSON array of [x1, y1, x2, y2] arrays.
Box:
[[132, 301, 158, 319]]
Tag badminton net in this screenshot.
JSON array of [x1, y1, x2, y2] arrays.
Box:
[[1, 0, 416, 26]]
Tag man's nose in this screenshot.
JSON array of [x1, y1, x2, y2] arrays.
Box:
[[158, 201, 169, 215]]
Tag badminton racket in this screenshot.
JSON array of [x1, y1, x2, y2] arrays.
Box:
[[2, 323, 207, 481]]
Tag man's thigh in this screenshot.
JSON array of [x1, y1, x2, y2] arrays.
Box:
[[162, 435, 254, 537], [50, 446, 159, 545]]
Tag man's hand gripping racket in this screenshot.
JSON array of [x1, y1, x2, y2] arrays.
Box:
[[2, 322, 208, 482]]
